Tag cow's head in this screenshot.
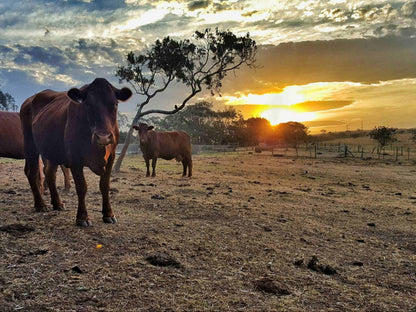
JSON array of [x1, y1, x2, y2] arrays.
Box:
[[133, 122, 154, 145], [67, 78, 132, 146]]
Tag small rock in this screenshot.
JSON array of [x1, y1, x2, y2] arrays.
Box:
[[151, 194, 165, 200], [0, 224, 35, 236], [307, 256, 337, 275], [28, 249, 48, 256], [71, 266, 84, 274], [253, 278, 290, 296], [146, 252, 181, 268], [293, 259, 304, 266]]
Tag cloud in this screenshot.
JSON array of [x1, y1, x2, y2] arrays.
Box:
[[187, 0, 211, 11], [401, 1, 416, 17], [222, 36, 416, 95], [291, 101, 353, 112]]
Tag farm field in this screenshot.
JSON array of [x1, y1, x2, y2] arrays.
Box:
[[1, 153, 416, 312]]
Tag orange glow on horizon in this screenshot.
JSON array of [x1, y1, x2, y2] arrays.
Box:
[[223, 86, 317, 125], [260, 108, 316, 125]]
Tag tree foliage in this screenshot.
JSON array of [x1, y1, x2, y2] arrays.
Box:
[[0, 88, 17, 111], [149, 102, 244, 145], [113, 28, 257, 172], [369, 126, 397, 148], [275, 122, 310, 147], [146, 103, 310, 147]]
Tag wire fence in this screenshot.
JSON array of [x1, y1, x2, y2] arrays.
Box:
[[237, 143, 416, 162], [117, 142, 416, 162]]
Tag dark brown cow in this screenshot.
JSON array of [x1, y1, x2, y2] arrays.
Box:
[[20, 78, 132, 226], [133, 123, 192, 177], [0, 111, 25, 158], [0, 111, 71, 191]]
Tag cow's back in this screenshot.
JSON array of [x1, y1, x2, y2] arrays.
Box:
[[21, 90, 71, 164], [0, 111, 24, 159]]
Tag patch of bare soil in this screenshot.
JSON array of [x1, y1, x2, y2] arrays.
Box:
[[1, 154, 416, 311]]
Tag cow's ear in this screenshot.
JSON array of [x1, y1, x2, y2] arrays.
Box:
[[147, 125, 154, 131], [133, 125, 139, 130], [116, 87, 132, 102], [67, 88, 86, 104]]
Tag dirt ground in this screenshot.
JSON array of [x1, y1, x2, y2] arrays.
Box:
[[1, 152, 415, 312]]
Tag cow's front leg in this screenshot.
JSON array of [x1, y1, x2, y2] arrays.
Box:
[[70, 166, 91, 227], [100, 155, 117, 224], [144, 157, 150, 177], [151, 158, 157, 177]]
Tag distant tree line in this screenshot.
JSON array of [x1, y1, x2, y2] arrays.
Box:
[[135, 101, 310, 147], [0, 88, 17, 112]]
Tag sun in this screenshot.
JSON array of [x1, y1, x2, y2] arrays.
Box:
[[260, 108, 316, 126]]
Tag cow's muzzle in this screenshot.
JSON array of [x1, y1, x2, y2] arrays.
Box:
[[93, 132, 114, 146]]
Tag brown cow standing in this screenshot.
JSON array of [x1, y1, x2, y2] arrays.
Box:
[[20, 78, 132, 226], [0, 111, 71, 191], [133, 123, 192, 177]]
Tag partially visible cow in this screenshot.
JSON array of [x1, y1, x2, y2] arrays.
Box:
[[133, 123, 192, 177], [0, 111, 71, 191], [20, 78, 132, 226]]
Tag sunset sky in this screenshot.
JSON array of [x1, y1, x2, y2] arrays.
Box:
[[1, 0, 416, 133]]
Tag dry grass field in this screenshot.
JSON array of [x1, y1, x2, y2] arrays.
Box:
[[1, 152, 415, 312]]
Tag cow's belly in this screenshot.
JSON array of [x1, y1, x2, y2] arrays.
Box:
[[32, 109, 67, 165]]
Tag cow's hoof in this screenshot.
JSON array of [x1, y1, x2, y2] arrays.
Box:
[[35, 206, 48, 212], [76, 220, 92, 227], [103, 216, 117, 224], [53, 205, 65, 211]]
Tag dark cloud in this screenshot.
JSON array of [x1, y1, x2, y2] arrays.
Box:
[[188, 0, 211, 11], [223, 36, 416, 94], [43, 0, 127, 11], [13, 46, 70, 69]]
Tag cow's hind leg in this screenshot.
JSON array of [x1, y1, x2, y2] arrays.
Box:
[[22, 124, 47, 211], [181, 160, 187, 177], [100, 155, 117, 224], [151, 158, 157, 177], [187, 157, 192, 177], [45, 161, 64, 210], [70, 166, 91, 227], [25, 157, 47, 212], [61, 166, 71, 191]]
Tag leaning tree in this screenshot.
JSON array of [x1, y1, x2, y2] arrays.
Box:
[[113, 28, 257, 172]]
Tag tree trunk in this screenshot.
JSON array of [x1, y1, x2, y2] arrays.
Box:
[[113, 125, 135, 173], [113, 107, 143, 174]]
